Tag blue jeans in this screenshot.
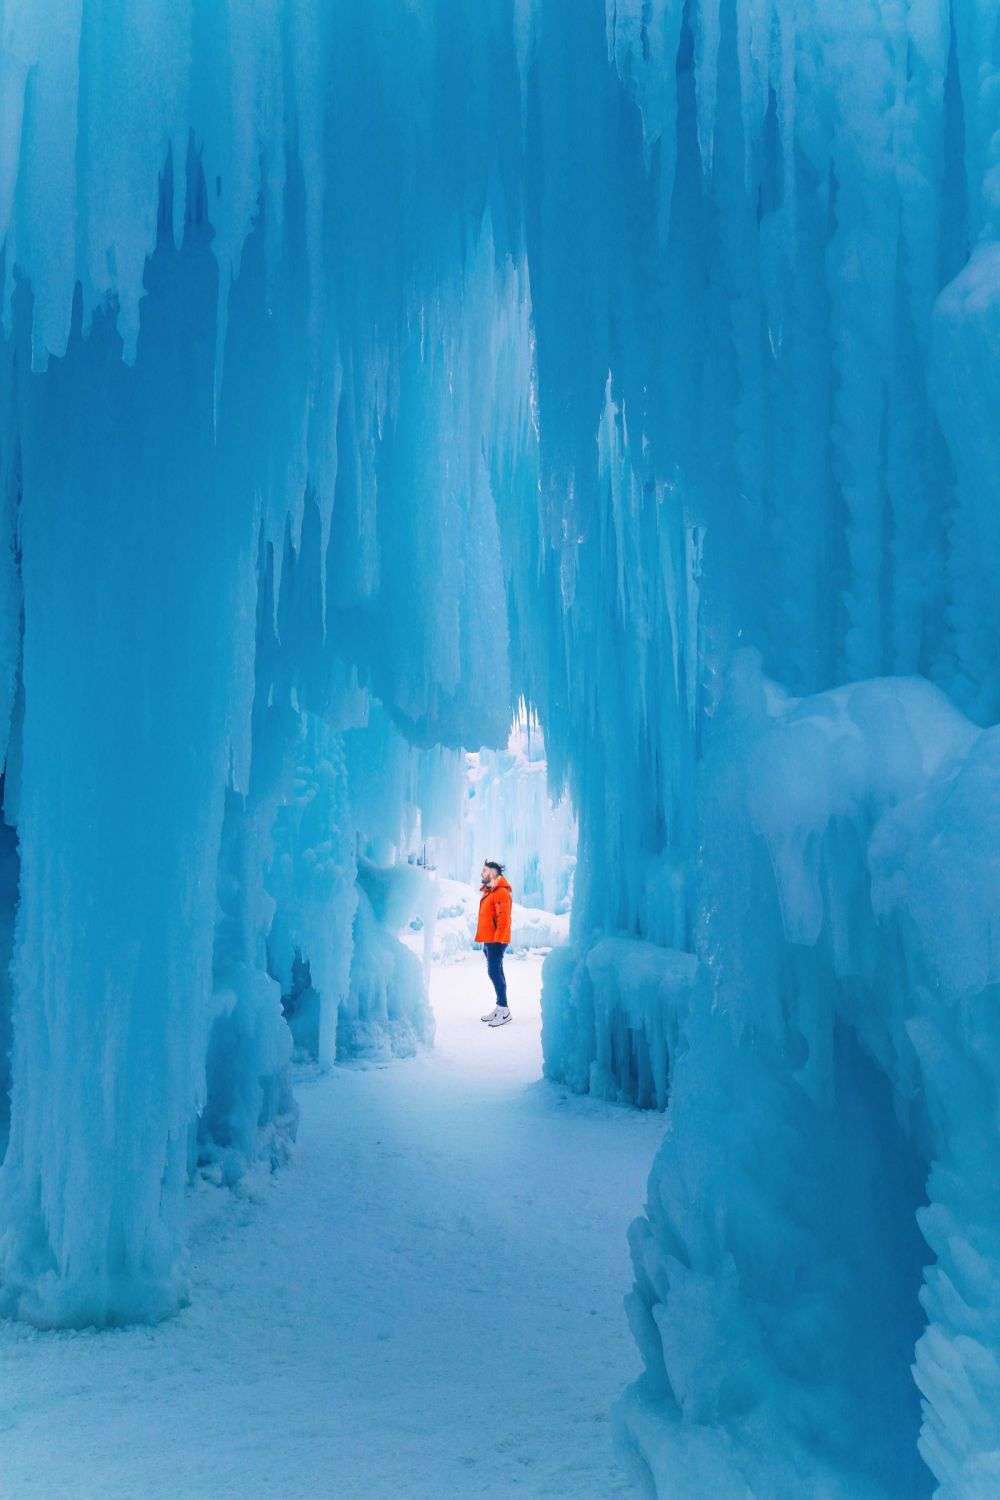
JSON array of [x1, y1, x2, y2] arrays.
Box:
[[484, 942, 508, 1007]]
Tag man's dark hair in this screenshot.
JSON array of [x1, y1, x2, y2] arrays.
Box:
[[484, 860, 505, 875]]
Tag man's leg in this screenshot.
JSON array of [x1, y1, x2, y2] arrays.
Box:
[[488, 943, 508, 1007], [481, 945, 501, 1021]]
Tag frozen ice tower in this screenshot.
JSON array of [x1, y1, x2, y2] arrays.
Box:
[[0, 2, 997, 1496]]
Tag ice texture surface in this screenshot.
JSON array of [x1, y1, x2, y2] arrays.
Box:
[[619, 659, 998, 1497]]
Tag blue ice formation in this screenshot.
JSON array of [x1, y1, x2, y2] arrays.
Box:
[[0, 0, 997, 1494], [620, 662, 1000, 1497], [433, 718, 577, 914], [0, 5, 521, 1329]]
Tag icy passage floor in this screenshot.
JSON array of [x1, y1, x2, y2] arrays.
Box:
[[2, 954, 664, 1498]]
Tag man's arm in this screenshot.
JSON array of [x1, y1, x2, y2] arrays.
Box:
[[495, 885, 512, 941]]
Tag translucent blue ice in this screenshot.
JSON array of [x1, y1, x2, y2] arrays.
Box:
[[0, 2, 997, 1494]]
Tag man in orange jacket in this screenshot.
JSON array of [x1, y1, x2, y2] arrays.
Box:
[[476, 860, 513, 1026]]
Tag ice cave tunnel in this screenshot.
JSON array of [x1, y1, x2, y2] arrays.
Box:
[[0, 2, 999, 1496]]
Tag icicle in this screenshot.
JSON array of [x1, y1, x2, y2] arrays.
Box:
[[694, 0, 722, 173], [3, 0, 83, 366]]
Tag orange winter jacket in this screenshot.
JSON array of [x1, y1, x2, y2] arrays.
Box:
[[476, 877, 512, 945]]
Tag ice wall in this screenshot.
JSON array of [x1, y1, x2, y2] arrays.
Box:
[[514, 0, 999, 1490], [619, 659, 1000, 1497], [0, 5, 526, 1327]]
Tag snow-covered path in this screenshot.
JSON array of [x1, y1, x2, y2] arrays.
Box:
[[2, 955, 664, 1498]]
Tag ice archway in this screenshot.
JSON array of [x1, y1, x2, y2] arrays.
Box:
[[0, 1, 998, 1494]]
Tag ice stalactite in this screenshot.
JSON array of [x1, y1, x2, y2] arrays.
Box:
[[0, 185, 255, 1325], [0, 342, 20, 1162], [266, 716, 358, 1070], [199, 779, 298, 1188], [932, 240, 1000, 724], [340, 856, 435, 1063], [0, 783, 18, 1160]]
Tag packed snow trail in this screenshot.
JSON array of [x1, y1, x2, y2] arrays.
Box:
[[1, 954, 663, 1499]]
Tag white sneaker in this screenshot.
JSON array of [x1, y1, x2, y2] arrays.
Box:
[[481, 1006, 499, 1022], [488, 1008, 512, 1027]]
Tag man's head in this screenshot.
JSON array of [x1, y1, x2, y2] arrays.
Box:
[[482, 860, 504, 887]]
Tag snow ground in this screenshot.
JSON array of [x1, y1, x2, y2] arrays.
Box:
[[1, 954, 664, 1498]]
